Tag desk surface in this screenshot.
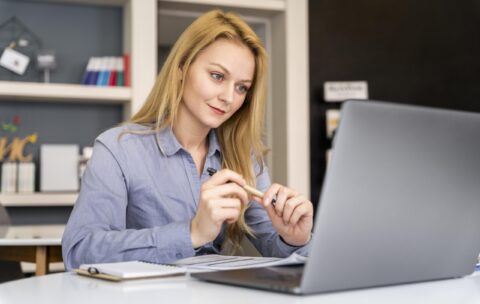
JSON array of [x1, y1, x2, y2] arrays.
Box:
[[1, 272, 480, 304], [0, 225, 64, 246]]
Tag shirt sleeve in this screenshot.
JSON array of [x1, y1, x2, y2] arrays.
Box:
[[244, 160, 311, 258], [61, 137, 195, 271]]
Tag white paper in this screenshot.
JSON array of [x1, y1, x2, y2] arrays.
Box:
[[174, 252, 307, 271], [0, 48, 30, 75]]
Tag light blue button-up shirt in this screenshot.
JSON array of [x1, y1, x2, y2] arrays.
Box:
[[62, 123, 310, 270]]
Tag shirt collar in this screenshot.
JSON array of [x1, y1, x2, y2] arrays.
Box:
[[207, 129, 221, 157], [157, 127, 221, 157]]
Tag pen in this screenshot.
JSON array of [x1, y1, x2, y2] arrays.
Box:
[[206, 167, 276, 205]]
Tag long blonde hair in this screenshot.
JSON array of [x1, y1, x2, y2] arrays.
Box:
[[129, 10, 268, 252]]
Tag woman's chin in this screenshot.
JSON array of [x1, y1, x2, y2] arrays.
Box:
[[202, 118, 226, 129]]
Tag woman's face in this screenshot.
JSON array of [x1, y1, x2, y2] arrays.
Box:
[[180, 39, 255, 130]]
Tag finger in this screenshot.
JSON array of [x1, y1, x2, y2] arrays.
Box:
[[276, 187, 298, 216], [204, 169, 246, 188], [275, 186, 294, 217], [289, 202, 314, 226], [251, 195, 262, 204], [282, 195, 305, 225], [211, 207, 240, 223], [265, 201, 281, 221], [263, 183, 282, 207], [206, 198, 242, 210], [203, 183, 249, 205]]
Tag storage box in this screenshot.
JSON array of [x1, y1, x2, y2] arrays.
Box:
[[40, 144, 79, 192]]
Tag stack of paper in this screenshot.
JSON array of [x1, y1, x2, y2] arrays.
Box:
[[173, 253, 307, 271]]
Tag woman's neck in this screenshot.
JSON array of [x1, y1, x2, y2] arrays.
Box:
[[172, 105, 209, 154]]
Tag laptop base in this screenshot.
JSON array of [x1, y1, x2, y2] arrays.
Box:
[[192, 265, 304, 294]]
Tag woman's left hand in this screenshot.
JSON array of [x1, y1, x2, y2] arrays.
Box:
[[252, 183, 313, 246]]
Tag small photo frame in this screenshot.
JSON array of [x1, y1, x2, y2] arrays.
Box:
[[326, 109, 341, 139]]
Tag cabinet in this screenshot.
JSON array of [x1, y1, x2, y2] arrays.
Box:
[[0, 0, 309, 208]]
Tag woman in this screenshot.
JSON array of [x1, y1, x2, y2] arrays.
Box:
[[62, 10, 313, 270]]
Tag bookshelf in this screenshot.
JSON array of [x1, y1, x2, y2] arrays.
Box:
[[0, 0, 156, 210], [0, 0, 309, 208]]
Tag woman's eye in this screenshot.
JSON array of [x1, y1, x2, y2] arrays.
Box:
[[211, 72, 223, 81], [237, 85, 249, 94]]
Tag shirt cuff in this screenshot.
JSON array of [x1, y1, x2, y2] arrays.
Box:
[[152, 220, 196, 263], [275, 234, 312, 257]]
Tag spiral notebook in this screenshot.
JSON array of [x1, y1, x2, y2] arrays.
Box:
[[73, 261, 186, 282]]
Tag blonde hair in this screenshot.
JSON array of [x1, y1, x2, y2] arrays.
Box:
[[129, 10, 268, 252]]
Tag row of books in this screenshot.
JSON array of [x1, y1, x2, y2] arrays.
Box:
[[1, 162, 35, 193], [81, 55, 130, 87]]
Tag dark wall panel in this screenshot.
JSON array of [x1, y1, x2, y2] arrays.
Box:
[[309, 0, 480, 204], [0, 100, 122, 163]]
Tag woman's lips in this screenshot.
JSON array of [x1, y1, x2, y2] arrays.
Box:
[[208, 104, 226, 115]]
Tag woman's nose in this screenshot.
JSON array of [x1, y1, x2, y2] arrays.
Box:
[[219, 83, 235, 104]]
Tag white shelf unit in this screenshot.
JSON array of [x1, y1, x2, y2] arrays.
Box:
[[0, 193, 78, 207], [0, 0, 157, 207]]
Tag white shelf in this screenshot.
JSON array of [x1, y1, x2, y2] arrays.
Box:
[[0, 81, 131, 104], [0, 192, 78, 207], [159, 0, 285, 11]]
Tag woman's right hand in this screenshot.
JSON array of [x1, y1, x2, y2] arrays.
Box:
[[190, 169, 249, 248]]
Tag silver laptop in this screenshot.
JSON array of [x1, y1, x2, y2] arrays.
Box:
[[192, 100, 480, 294]]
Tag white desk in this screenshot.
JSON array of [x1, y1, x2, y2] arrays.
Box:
[[1, 272, 480, 304], [0, 225, 64, 275]]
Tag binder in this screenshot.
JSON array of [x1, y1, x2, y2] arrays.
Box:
[[73, 260, 186, 282]]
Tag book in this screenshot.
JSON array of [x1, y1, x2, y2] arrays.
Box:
[[123, 53, 130, 87], [96, 57, 109, 86], [89, 58, 101, 85], [1, 162, 18, 193], [17, 161, 35, 193], [107, 57, 118, 86], [74, 261, 186, 282], [115, 57, 124, 86], [81, 57, 94, 85]]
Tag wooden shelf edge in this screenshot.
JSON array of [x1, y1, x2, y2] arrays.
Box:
[[0, 81, 131, 103], [0, 193, 78, 207]]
